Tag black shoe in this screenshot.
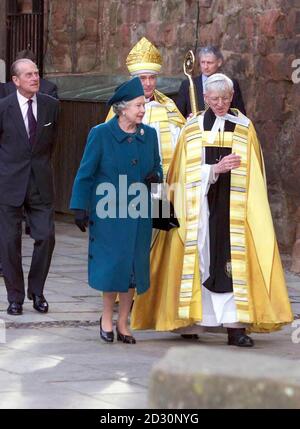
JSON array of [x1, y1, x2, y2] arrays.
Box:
[[181, 334, 199, 339], [28, 293, 49, 313], [227, 328, 254, 347], [100, 317, 114, 343], [7, 302, 23, 315], [116, 325, 136, 344], [0, 265, 3, 277]]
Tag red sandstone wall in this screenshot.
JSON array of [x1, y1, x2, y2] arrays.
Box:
[[44, 0, 300, 270]]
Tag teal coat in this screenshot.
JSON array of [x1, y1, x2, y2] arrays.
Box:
[[70, 116, 163, 294]]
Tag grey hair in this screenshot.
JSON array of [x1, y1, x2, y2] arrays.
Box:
[[204, 73, 234, 94], [11, 59, 37, 77], [112, 100, 130, 116], [196, 45, 224, 62]]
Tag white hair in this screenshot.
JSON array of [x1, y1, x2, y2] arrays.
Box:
[[112, 100, 130, 116], [11, 58, 37, 77], [204, 73, 234, 94]]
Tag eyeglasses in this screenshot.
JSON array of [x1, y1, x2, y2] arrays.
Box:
[[206, 96, 232, 104]]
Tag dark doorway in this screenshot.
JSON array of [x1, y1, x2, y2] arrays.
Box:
[[6, 0, 44, 80]]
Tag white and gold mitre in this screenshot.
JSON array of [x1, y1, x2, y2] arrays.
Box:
[[126, 37, 162, 75]]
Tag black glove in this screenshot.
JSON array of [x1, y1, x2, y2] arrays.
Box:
[[73, 209, 89, 232], [145, 172, 162, 193]]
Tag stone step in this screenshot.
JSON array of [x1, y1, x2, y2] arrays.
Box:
[[149, 346, 300, 409]]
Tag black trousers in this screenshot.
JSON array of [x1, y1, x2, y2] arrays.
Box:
[[0, 174, 55, 304]]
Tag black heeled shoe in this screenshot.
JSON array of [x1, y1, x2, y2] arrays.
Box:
[[100, 317, 114, 343], [116, 326, 136, 344], [181, 334, 199, 340]]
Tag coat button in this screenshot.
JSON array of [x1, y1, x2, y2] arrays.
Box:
[[90, 237, 95, 242], [89, 254, 93, 259], [89, 220, 94, 226], [128, 137, 133, 143]]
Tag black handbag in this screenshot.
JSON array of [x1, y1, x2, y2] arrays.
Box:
[[152, 197, 180, 231]]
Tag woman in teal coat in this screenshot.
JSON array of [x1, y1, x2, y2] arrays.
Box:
[[70, 77, 163, 344]]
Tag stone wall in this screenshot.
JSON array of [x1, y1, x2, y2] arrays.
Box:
[[44, 0, 201, 75], [44, 0, 300, 269]]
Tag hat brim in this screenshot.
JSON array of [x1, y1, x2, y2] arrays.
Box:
[[128, 62, 161, 75]]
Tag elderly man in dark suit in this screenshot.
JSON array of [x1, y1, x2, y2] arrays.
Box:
[[0, 49, 58, 99], [0, 50, 58, 278], [176, 45, 246, 118], [0, 59, 59, 315]]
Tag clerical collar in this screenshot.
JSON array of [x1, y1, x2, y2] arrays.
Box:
[[204, 108, 250, 144]]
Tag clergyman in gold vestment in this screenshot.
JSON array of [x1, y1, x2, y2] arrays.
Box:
[[131, 73, 293, 347], [107, 37, 185, 179]]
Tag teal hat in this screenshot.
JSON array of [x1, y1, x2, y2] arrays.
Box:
[[107, 77, 144, 106]]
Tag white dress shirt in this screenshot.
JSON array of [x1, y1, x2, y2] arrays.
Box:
[[202, 74, 208, 89], [16, 91, 37, 137]]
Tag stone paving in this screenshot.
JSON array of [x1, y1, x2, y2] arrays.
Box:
[[0, 219, 299, 409]]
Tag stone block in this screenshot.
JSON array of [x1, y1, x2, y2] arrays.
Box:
[[80, 18, 98, 41], [137, 2, 152, 23], [184, 0, 199, 21], [50, 45, 72, 73], [243, 16, 255, 40], [199, 0, 213, 7], [159, 0, 185, 22], [149, 346, 300, 409], [119, 24, 131, 48], [199, 7, 214, 25], [160, 24, 177, 48], [269, 192, 296, 252], [286, 9, 300, 37], [145, 23, 161, 45], [77, 0, 98, 16], [275, 38, 300, 56], [108, 1, 122, 30], [199, 20, 222, 45], [256, 36, 273, 56], [259, 9, 285, 37], [177, 24, 194, 49], [77, 43, 99, 72], [291, 238, 300, 273], [261, 53, 295, 81], [50, 0, 71, 27], [255, 81, 285, 122]]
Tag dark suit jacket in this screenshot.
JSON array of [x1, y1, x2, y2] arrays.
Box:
[[0, 92, 59, 206], [176, 74, 246, 118], [0, 79, 58, 99]]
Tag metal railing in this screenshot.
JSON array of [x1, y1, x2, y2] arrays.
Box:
[[6, 0, 44, 78]]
